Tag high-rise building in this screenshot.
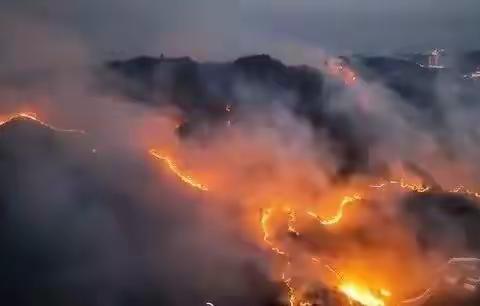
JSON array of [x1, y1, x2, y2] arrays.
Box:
[[428, 49, 439, 66], [427, 49, 445, 69]]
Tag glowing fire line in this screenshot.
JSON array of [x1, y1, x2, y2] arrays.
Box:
[[369, 180, 430, 193], [307, 194, 362, 226], [149, 149, 209, 191], [371, 179, 480, 199], [260, 208, 287, 256], [4, 108, 480, 306], [0, 112, 85, 134], [146, 147, 480, 305]]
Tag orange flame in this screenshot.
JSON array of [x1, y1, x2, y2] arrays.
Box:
[[282, 272, 298, 306], [450, 185, 480, 198], [307, 194, 362, 226], [369, 180, 430, 193], [260, 208, 287, 256], [0, 112, 85, 134], [339, 282, 388, 306], [146, 136, 480, 305], [325, 59, 358, 86], [149, 149, 209, 191]]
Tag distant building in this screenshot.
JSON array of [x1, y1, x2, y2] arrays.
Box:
[[463, 69, 480, 80], [428, 49, 439, 66], [427, 49, 445, 69]]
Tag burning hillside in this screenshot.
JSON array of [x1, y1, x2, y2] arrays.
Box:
[[146, 131, 480, 306], [3, 0, 480, 304], [1, 51, 480, 306], [0, 112, 86, 134], [121, 55, 480, 306]]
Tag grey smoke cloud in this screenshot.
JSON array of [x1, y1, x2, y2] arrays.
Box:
[[2, 1, 480, 305]]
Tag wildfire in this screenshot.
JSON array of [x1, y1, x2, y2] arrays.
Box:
[[339, 282, 388, 306], [307, 194, 362, 226], [1, 94, 479, 306], [450, 185, 480, 198], [371, 179, 480, 199], [369, 180, 430, 193], [282, 273, 297, 306], [325, 58, 358, 86], [287, 208, 300, 236], [147, 140, 480, 306], [260, 208, 287, 256], [149, 149, 209, 191], [0, 112, 85, 134], [260, 208, 274, 245]]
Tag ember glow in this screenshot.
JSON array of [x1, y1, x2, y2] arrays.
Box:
[[260, 208, 287, 256], [149, 149, 209, 191], [325, 58, 358, 86], [3, 0, 480, 304], [0, 112, 85, 134], [3, 103, 478, 306], [369, 180, 431, 193], [307, 194, 362, 225], [141, 102, 480, 306], [145, 138, 477, 306], [339, 282, 387, 306]]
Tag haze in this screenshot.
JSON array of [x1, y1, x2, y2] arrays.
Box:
[[1, 0, 479, 61]]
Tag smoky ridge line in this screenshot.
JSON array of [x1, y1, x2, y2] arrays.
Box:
[[2, 0, 480, 304], [2, 19, 480, 305]]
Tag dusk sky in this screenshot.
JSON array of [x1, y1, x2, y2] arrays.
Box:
[[1, 0, 479, 62]]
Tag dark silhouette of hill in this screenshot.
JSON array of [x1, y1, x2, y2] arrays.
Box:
[[0, 119, 277, 306], [104, 53, 465, 176], [106, 54, 322, 119], [106, 52, 474, 124], [106, 52, 480, 113], [106, 55, 384, 175]]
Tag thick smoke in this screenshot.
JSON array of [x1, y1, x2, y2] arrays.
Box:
[[104, 51, 480, 305], [0, 6, 276, 306], [2, 2, 480, 306]]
